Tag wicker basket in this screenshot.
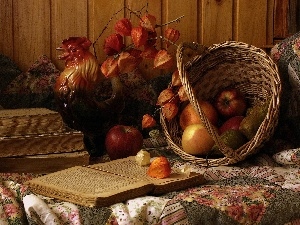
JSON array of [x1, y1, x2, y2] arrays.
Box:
[[161, 41, 282, 166]]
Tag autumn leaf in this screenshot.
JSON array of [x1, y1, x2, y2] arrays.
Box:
[[115, 18, 132, 36], [156, 87, 177, 106], [103, 33, 125, 56], [140, 13, 157, 32], [131, 26, 148, 48], [100, 57, 119, 78], [118, 51, 139, 74], [153, 49, 174, 70], [171, 69, 182, 86], [141, 46, 158, 59], [164, 28, 180, 48], [162, 102, 179, 121], [142, 114, 157, 129]]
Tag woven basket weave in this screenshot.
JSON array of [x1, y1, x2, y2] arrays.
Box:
[[161, 41, 282, 166]]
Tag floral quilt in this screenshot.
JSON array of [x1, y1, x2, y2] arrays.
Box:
[[1, 149, 300, 225]]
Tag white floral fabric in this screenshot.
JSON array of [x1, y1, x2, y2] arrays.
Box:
[[273, 148, 300, 165], [109, 196, 171, 225]]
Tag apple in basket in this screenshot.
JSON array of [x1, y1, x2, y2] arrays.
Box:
[[215, 88, 247, 118], [179, 100, 218, 130], [181, 123, 215, 156], [219, 115, 244, 134], [105, 125, 144, 160]]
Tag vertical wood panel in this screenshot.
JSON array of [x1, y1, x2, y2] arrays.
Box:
[[266, 0, 275, 47], [163, 0, 198, 44], [0, 0, 13, 60], [0, 0, 279, 72], [13, 0, 51, 71], [234, 0, 267, 47], [51, 0, 88, 70], [201, 0, 233, 45], [273, 0, 289, 38], [88, 0, 124, 64], [161, 0, 198, 76]]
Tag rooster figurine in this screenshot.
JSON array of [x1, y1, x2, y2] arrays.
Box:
[[54, 37, 124, 157]]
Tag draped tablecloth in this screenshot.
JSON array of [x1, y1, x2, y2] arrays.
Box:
[[1, 147, 300, 225]]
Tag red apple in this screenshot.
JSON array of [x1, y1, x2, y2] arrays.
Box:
[[105, 125, 143, 160], [215, 88, 247, 118], [219, 116, 244, 134]]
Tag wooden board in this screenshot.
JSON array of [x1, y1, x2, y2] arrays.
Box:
[[0, 0, 281, 72], [0, 150, 90, 173], [234, 0, 268, 48], [0, 0, 13, 59], [201, 0, 233, 45], [51, 0, 88, 70], [13, 0, 51, 71]]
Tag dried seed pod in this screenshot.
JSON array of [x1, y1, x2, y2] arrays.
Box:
[[153, 49, 174, 70], [100, 57, 119, 78], [157, 88, 177, 106], [118, 51, 140, 74], [103, 33, 125, 56], [142, 114, 157, 129], [131, 26, 148, 48], [147, 156, 171, 179], [164, 28, 180, 47], [140, 13, 157, 32], [171, 69, 182, 86], [162, 102, 179, 121], [178, 86, 188, 102], [115, 18, 132, 36]]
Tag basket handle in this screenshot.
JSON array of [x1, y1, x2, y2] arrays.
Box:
[[176, 42, 242, 161]]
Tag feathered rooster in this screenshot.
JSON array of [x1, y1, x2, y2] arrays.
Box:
[[54, 37, 124, 157]]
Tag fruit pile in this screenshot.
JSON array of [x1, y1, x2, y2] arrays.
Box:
[[151, 73, 269, 157]]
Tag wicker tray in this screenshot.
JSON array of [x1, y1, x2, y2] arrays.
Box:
[[0, 108, 65, 136], [161, 41, 282, 166]]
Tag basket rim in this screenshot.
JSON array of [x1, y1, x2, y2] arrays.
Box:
[[161, 41, 282, 166]]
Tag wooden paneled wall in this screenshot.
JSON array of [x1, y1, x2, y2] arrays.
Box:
[[0, 0, 274, 72]]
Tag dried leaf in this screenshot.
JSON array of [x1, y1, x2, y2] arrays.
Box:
[[142, 114, 157, 129], [140, 13, 157, 32], [100, 57, 119, 78], [115, 18, 132, 36], [103, 33, 125, 56], [153, 49, 174, 70], [131, 26, 148, 48], [162, 102, 179, 121], [171, 69, 181, 86], [118, 51, 139, 74], [141, 46, 158, 59], [164, 28, 180, 47], [156, 88, 177, 106]]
